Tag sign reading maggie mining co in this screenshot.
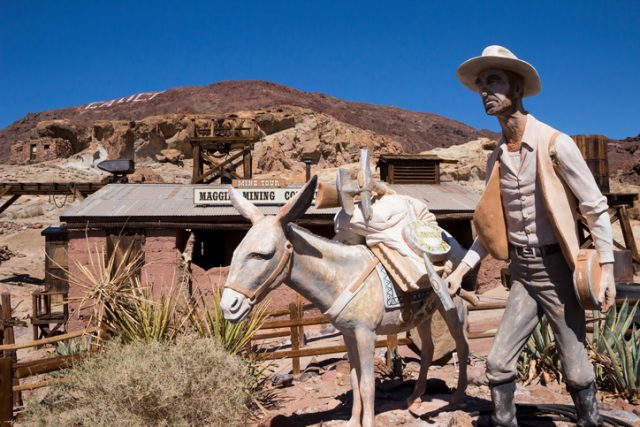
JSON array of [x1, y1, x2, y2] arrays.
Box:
[[194, 188, 300, 206]]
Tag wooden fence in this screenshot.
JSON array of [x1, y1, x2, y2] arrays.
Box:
[[249, 297, 508, 374], [0, 326, 99, 425]]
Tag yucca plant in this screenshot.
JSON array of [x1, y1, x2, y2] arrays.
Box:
[[190, 287, 269, 355], [590, 299, 640, 403], [517, 315, 563, 385], [106, 277, 192, 343], [66, 240, 145, 337]]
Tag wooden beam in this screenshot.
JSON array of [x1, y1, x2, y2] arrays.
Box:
[[0, 358, 11, 425], [243, 148, 252, 179], [0, 326, 98, 352], [261, 315, 328, 329], [617, 205, 640, 264], [0, 195, 19, 215], [0, 294, 20, 406], [192, 143, 202, 184], [289, 302, 300, 374], [13, 377, 68, 392], [14, 353, 86, 379], [194, 149, 245, 184], [254, 337, 412, 360]]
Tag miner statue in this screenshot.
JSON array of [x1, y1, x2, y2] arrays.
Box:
[[447, 46, 616, 426]]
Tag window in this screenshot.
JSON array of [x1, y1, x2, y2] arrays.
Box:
[[106, 231, 145, 278]]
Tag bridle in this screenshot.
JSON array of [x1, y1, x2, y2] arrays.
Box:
[[225, 241, 294, 304]]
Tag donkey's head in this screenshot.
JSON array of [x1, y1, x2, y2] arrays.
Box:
[[220, 176, 318, 322]]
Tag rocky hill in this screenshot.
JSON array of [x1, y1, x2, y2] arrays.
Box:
[[0, 80, 497, 165]]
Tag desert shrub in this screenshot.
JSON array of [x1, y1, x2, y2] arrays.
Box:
[[22, 336, 254, 427], [5, 204, 44, 219], [517, 300, 640, 402]]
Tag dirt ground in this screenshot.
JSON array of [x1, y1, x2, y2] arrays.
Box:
[[1, 161, 639, 426]]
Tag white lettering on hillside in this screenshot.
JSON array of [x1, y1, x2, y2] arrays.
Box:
[[85, 91, 165, 110]]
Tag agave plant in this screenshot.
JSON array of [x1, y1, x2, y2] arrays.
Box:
[[590, 300, 640, 403], [517, 315, 563, 385]]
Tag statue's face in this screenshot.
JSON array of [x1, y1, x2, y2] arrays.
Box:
[[474, 68, 519, 116]]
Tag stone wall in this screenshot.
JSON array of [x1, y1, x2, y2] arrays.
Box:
[[10, 137, 72, 164], [141, 229, 181, 299], [66, 228, 181, 330], [66, 229, 107, 331]]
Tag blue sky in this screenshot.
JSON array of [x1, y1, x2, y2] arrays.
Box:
[[1, 0, 638, 139]]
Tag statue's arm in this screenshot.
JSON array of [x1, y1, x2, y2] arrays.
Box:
[[554, 134, 616, 311]]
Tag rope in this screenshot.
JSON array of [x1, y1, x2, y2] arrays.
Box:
[[49, 194, 69, 208]]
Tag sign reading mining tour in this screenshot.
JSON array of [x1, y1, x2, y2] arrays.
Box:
[[194, 180, 299, 206]]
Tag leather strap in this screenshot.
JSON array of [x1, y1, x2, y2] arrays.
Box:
[[324, 252, 380, 320], [225, 242, 293, 303]]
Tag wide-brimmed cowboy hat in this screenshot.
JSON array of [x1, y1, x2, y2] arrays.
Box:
[[456, 45, 541, 98]]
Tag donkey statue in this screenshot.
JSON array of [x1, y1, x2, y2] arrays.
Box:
[[220, 176, 468, 427]]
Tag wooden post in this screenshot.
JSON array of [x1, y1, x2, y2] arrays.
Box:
[[386, 333, 398, 370], [296, 294, 305, 347], [1, 294, 20, 406], [617, 205, 640, 265], [0, 358, 12, 425], [0, 195, 20, 215], [243, 147, 252, 179], [289, 302, 301, 375], [32, 293, 39, 341], [191, 142, 202, 184]]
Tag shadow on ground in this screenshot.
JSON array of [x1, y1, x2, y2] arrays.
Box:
[[0, 273, 43, 285]]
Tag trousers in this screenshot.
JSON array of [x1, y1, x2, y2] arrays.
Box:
[[486, 248, 595, 389]]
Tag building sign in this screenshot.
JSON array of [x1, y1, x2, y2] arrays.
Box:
[[232, 179, 287, 188], [194, 188, 300, 206]]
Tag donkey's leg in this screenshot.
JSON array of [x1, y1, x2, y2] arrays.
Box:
[[344, 334, 363, 427], [354, 328, 377, 427], [406, 316, 434, 408], [438, 302, 469, 405]]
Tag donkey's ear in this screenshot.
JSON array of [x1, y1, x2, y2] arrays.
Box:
[[229, 187, 264, 224], [276, 175, 318, 225]]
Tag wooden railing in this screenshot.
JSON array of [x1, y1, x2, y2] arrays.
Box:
[[249, 298, 508, 374], [0, 326, 99, 425]]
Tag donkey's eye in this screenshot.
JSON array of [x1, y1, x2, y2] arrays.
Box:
[[248, 251, 274, 260]]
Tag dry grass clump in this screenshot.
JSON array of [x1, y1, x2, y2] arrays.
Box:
[[22, 336, 254, 427], [4, 204, 44, 219]]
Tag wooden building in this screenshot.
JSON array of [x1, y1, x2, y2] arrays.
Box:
[[57, 157, 481, 323]]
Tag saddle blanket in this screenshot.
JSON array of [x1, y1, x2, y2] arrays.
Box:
[[368, 249, 431, 310]]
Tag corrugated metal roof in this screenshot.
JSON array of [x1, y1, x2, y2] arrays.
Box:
[[61, 182, 479, 221], [61, 184, 338, 221], [388, 183, 480, 213]]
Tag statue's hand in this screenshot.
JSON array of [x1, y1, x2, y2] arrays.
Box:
[[597, 263, 616, 313], [446, 262, 471, 296], [446, 273, 463, 296]]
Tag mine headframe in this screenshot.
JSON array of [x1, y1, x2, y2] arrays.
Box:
[[190, 116, 259, 184]]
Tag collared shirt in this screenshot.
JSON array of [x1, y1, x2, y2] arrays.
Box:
[[462, 115, 614, 268]]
